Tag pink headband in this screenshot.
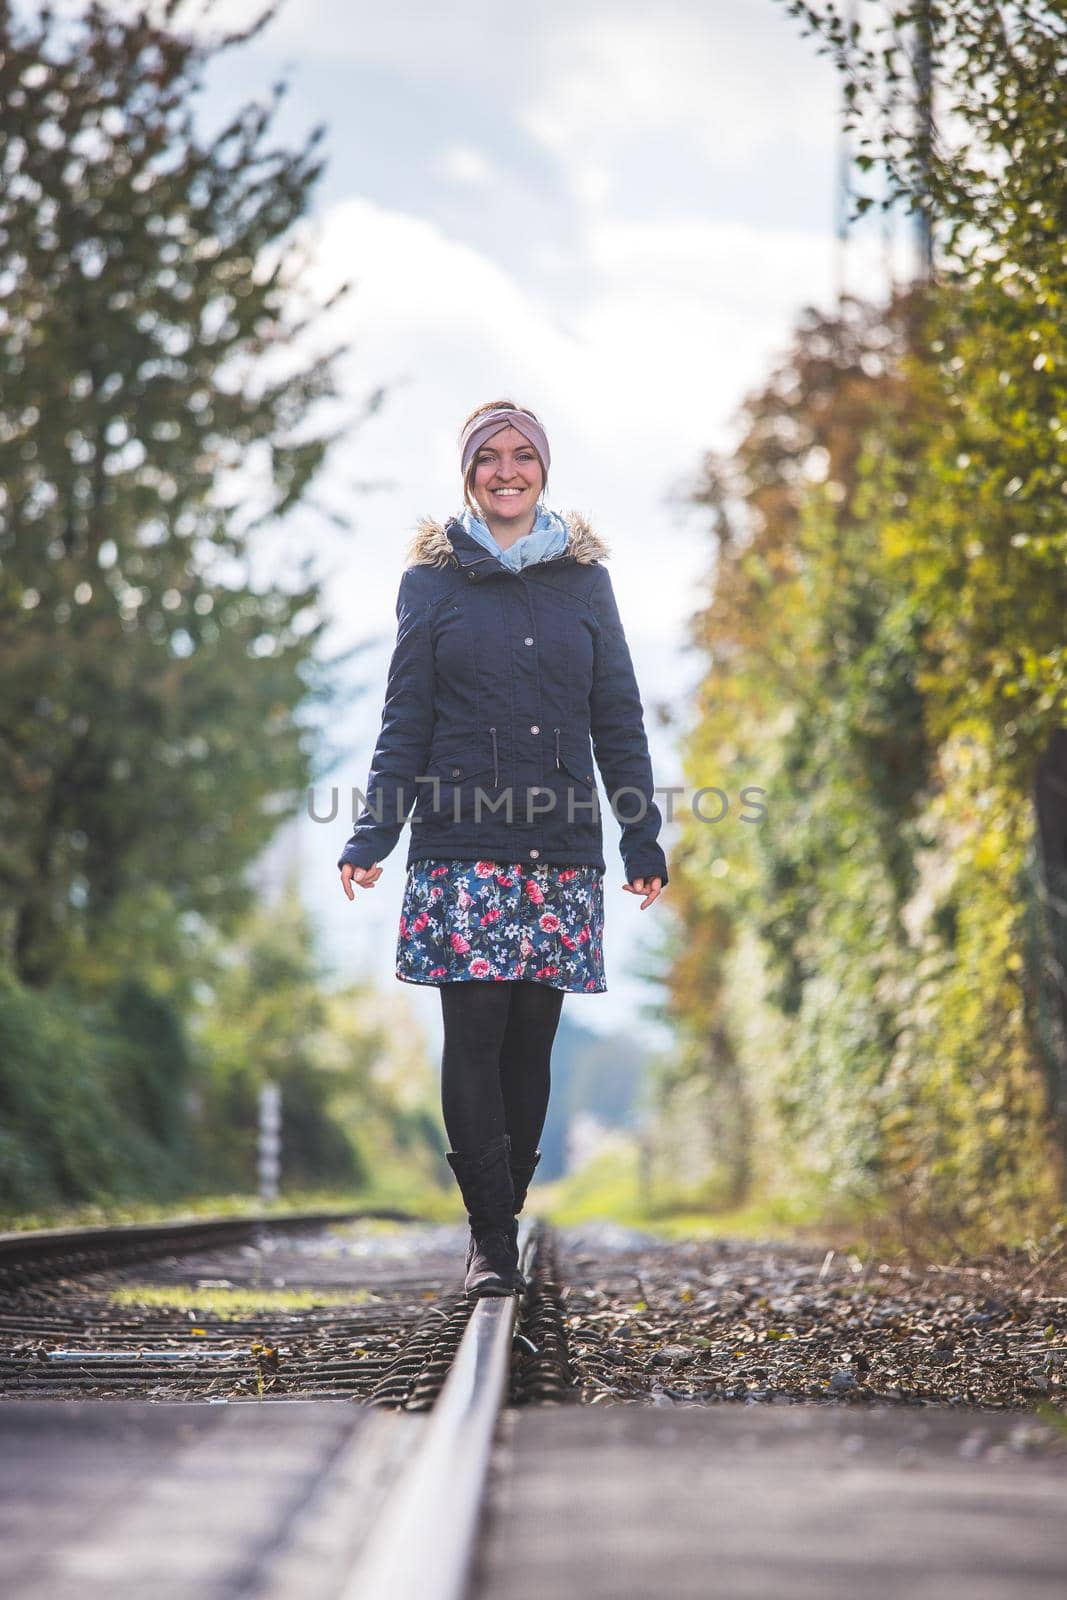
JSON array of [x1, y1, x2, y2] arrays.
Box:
[[460, 406, 551, 479]]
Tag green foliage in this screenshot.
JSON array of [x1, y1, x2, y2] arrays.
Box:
[[0, 871, 445, 1215], [778, 2, 1067, 760], [0, 0, 354, 987], [187, 879, 365, 1191], [659, 3, 1067, 1246], [661, 295, 925, 1210], [0, 3, 437, 1220], [777, 3, 1066, 261], [0, 961, 195, 1210], [872, 743, 1062, 1235]]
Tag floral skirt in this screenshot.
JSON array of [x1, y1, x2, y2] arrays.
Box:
[[396, 858, 606, 993]]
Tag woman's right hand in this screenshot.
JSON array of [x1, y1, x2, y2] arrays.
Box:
[[340, 862, 382, 900]]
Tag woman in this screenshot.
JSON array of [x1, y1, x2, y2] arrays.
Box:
[[338, 400, 669, 1298]]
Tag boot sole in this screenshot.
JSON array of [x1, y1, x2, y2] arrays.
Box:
[[465, 1278, 517, 1299]]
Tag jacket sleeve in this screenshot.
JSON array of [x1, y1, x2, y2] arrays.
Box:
[[588, 565, 669, 887], [337, 570, 436, 872]]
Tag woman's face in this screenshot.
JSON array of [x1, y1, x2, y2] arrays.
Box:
[[470, 424, 544, 523]]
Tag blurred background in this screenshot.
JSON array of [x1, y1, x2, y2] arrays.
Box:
[[2, 0, 1065, 1250]]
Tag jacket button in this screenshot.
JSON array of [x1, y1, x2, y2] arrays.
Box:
[[524, 636, 534, 646], [529, 848, 540, 858], [530, 723, 540, 734], [467, 572, 476, 580]]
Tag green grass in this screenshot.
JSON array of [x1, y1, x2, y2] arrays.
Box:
[[8, 1141, 1059, 1262], [536, 1139, 652, 1228], [108, 1284, 377, 1317], [536, 1137, 1067, 1261], [536, 1135, 887, 1251], [0, 1180, 456, 1235]]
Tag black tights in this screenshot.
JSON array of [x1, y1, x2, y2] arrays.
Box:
[[439, 980, 564, 1157]]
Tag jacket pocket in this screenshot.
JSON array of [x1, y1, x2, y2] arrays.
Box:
[[428, 749, 494, 782], [552, 727, 595, 787], [418, 744, 496, 829]]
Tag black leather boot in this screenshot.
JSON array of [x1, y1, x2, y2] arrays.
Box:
[[507, 1145, 542, 1292], [446, 1132, 518, 1298]]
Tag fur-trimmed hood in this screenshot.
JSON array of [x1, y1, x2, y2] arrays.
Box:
[[404, 510, 610, 569]]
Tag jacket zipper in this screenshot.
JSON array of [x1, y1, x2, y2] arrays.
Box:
[[553, 727, 560, 769], [489, 726, 498, 788]]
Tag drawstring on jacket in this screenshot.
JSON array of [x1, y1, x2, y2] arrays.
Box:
[[554, 727, 560, 769], [489, 726, 498, 789]]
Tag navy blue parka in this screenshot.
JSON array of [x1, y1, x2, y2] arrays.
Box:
[[336, 511, 669, 886]]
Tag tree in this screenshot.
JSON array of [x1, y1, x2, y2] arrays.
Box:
[[663, 292, 932, 1211], [0, 0, 358, 986], [776, 2, 1067, 770], [669, 0, 1067, 1235]]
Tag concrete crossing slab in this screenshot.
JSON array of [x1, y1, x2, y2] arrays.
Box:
[[0, 1400, 419, 1600], [474, 1404, 1067, 1600]]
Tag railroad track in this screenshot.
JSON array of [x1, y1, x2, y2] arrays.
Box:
[[0, 1208, 398, 1286], [0, 1209, 570, 1407], [0, 1207, 459, 1404], [0, 1208, 575, 1597], [341, 1217, 557, 1600], [3, 1215, 1064, 1600]]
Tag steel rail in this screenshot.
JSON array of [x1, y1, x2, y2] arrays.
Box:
[[0, 1207, 417, 1281], [340, 1215, 540, 1600]]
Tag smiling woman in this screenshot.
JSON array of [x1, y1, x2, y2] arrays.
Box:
[[336, 398, 668, 1298], [462, 400, 549, 539]]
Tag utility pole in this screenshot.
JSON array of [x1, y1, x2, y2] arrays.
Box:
[[913, 0, 935, 282], [833, 0, 858, 307]]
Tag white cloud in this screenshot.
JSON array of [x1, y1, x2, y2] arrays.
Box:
[[520, 7, 835, 187], [143, 0, 563, 75], [130, 0, 836, 170], [435, 143, 497, 186], [295, 193, 899, 636]]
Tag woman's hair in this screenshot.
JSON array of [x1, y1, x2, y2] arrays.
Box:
[[459, 398, 548, 514]]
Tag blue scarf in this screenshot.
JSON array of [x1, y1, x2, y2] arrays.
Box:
[[457, 501, 570, 573]]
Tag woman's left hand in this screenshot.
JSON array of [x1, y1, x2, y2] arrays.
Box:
[[622, 876, 663, 909]]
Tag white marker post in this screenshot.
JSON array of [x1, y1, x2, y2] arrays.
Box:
[[257, 1081, 282, 1205]]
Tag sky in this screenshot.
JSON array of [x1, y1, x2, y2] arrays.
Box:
[[146, 0, 915, 1048]]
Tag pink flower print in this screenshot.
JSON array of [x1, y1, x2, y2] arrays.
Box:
[[526, 880, 545, 906], [475, 860, 498, 877], [558, 868, 578, 881], [430, 886, 443, 899], [561, 932, 578, 951], [430, 865, 449, 877], [450, 932, 471, 954], [457, 888, 473, 910], [430, 966, 447, 978], [495, 873, 514, 888], [413, 911, 429, 933], [480, 907, 501, 926], [579, 923, 590, 943], [399, 916, 409, 939], [535, 964, 559, 979], [538, 912, 560, 933], [469, 958, 491, 977], [585, 979, 597, 990], [520, 936, 534, 958]]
